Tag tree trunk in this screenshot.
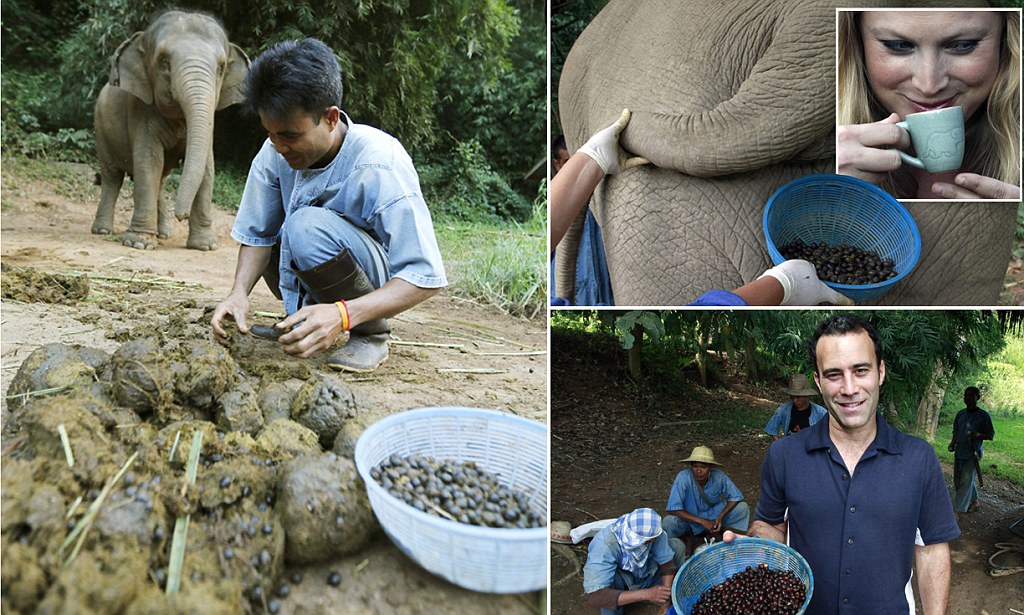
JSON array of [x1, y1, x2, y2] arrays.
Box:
[[914, 360, 946, 441], [628, 323, 643, 380], [745, 336, 759, 381]]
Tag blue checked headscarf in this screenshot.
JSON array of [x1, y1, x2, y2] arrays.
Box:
[[611, 508, 663, 574]]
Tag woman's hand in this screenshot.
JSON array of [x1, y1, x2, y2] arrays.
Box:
[[932, 173, 1022, 200], [837, 113, 911, 185]]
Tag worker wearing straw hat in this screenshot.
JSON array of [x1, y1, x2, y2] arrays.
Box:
[[582, 507, 678, 614], [763, 373, 828, 440], [662, 445, 749, 564]]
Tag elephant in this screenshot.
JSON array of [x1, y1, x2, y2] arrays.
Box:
[[556, 0, 1017, 306], [92, 10, 249, 250]]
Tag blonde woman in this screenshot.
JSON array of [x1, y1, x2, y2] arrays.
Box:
[[837, 10, 1021, 200]]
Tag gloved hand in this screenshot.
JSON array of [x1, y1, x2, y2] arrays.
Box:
[[576, 108, 650, 175], [759, 260, 855, 306]]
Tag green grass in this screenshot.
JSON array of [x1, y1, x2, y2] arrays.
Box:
[[435, 197, 546, 318], [932, 416, 1024, 486]]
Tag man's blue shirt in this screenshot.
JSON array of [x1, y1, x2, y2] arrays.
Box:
[[582, 526, 674, 593], [756, 413, 959, 614], [666, 468, 744, 520], [763, 401, 828, 437]]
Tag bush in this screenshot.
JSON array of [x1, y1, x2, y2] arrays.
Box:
[[419, 139, 531, 223]]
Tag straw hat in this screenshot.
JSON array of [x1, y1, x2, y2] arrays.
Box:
[[550, 520, 573, 544], [680, 445, 720, 465], [783, 374, 818, 397]]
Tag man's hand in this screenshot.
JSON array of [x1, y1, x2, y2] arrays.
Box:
[[760, 259, 855, 306], [577, 108, 649, 175], [932, 173, 1022, 200], [210, 293, 251, 347], [276, 303, 344, 358], [645, 584, 672, 604]]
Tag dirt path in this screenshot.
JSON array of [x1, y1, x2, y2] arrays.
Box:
[[1, 159, 547, 614], [550, 329, 1024, 615]]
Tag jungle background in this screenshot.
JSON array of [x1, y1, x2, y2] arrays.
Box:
[[1, 0, 546, 316], [550, 309, 1024, 614]]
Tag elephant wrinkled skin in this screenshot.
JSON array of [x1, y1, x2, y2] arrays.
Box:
[[557, 0, 1015, 306], [93, 11, 249, 250]]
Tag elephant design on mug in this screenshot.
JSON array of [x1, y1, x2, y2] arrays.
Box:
[[923, 127, 966, 163]]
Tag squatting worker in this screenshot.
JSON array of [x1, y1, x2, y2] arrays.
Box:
[[662, 445, 749, 565], [763, 374, 828, 440], [582, 508, 675, 615], [837, 10, 1021, 199], [730, 313, 959, 614], [210, 39, 447, 372], [948, 385, 995, 514]]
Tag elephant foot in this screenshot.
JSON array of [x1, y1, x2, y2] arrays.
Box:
[[187, 228, 219, 251], [157, 227, 173, 240], [122, 230, 158, 250], [91, 225, 113, 235]]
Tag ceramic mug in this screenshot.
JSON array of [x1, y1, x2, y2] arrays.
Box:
[[895, 106, 965, 173]]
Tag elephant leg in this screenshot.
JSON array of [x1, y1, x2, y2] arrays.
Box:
[[123, 143, 163, 250], [186, 155, 218, 251], [157, 175, 174, 240], [93, 167, 124, 235]]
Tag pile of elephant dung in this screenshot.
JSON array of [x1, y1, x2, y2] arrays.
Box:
[[1, 262, 89, 305], [1, 338, 379, 614]]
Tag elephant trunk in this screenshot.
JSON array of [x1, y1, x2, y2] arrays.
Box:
[[174, 63, 218, 221]]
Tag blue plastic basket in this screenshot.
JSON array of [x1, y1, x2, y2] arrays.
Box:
[[354, 407, 547, 593], [763, 174, 921, 302], [671, 538, 813, 615]]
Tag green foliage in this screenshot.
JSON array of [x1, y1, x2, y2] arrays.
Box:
[[435, 185, 546, 318], [419, 139, 531, 222], [613, 311, 664, 350], [435, 0, 545, 195], [1, 69, 95, 161]]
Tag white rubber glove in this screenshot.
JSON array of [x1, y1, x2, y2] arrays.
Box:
[[759, 260, 855, 306], [576, 108, 649, 175]]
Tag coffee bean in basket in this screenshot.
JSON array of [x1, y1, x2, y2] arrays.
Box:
[[779, 239, 897, 286], [692, 563, 805, 615], [370, 454, 543, 529]]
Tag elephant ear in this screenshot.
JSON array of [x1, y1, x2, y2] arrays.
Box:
[[110, 32, 153, 105], [217, 43, 251, 110]]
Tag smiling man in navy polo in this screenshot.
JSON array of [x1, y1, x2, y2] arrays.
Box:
[[742, 314, 959, 614]]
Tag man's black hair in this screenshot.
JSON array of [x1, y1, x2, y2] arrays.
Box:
[[964, 386, 981, 397], [551, 135, 567, 160], [244, 38, 343, 122], [808, 313, 884, 373]]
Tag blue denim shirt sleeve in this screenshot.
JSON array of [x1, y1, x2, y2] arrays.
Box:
[[231, 141, 287, 246], [810, 403, 828, 425], [651, 532, 674, 566], [764, 403, 790, 436], [689, 290, 748, 306], [583, 529, 621, 593], [716, 471, 744, 502], [666, 471, 690, 511]]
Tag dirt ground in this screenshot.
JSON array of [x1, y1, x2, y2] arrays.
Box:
[[0, 159, 547, 614], [549, 329, 1024, 615]]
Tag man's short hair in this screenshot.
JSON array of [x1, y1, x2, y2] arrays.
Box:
[[244, 38, 343, 123], [965, 386, 981, 397], [551, 135, 567, 160], [808, 313, 883, 373]]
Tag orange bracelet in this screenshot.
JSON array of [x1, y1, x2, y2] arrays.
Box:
[[335, 300, 350, 332]]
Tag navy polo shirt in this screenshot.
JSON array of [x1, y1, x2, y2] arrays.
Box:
[[756, 413, 959, 614]]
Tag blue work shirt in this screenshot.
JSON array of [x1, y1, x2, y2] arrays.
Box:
[[583, 526, 675, 593], [756, 413, 960, 614], [666, 468, 744, 520], [231, 112, 447, 315], [951, 407, 994, 460], [763, 401, 828, 437]]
